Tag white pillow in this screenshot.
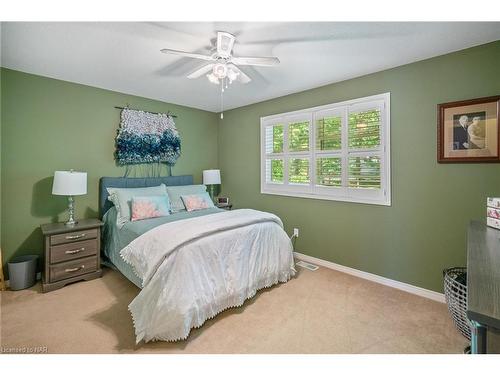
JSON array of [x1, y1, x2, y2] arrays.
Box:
[[166, 185, 207, 213]]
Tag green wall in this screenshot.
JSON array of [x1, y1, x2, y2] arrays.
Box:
[[0, 60, 3, 256], [218, 41, 500, 292], [2, 41, 499, 292], [0, 68, 219, 276]]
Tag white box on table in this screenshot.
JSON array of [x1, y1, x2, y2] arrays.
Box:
[[487, 197, 500, 208], [487, 217, 500, 230], [487, 207, 500, 220]]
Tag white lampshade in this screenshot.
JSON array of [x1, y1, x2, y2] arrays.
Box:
[[203, 169, 221, 185], [52, 170, 87, 196]]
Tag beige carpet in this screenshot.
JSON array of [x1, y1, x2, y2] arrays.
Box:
[[0, 264, 467, 354]]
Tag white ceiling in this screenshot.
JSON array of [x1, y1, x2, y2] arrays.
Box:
[[1, 22, 499, 112]]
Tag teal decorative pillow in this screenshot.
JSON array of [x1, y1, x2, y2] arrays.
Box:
[[166, 185, 207, 213], [181, 192, 215, 212], [131, 196, 170, 221], [107, 184, 168, 227]]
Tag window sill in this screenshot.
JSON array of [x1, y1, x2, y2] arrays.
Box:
[[260, 188, 391, 206]]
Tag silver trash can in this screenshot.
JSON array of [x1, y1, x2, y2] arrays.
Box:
[[8, 255, 38, 290]]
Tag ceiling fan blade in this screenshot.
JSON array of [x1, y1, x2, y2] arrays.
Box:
[[187, 64, 214, 79], [231, 56, 280, 67], [160, 48, 213, 61], [216, 31, 235, 58], [228, 64, 251, 84]]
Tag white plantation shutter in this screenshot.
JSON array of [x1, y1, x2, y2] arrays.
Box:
[[348, 156, 381, 189], [316, 157, 342, 187], [265, 159, 284, 184], [289, 158, 310, 184], [264, 123, 285, 185], [261, 93, 390, 206], [348, 107, 381, 149], [346, 100, 386, 202], [316, 114, 342, 151], [289, 121, 310, 152], [265, 124, 284, 154]]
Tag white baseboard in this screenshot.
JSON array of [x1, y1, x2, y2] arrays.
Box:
[[293, 252, 445, 303], [4, 272, 42, 288], [4, 259, 444, 303]]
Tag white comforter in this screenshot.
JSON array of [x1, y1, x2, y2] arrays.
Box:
[[120, 209, 295, 343]]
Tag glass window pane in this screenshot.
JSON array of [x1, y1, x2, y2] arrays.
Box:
[[316, 116, 341, 151], [272, 125, 284, 153], [265, 124, 284, 154], [289, 158, 310, 184], [316, 157, 342, 187], [289, 121, 310, 152], [348, 156, 381, 189], [266, 159, 284, 183], [348, 109, 381, 149], [271, 159, 284, 183]]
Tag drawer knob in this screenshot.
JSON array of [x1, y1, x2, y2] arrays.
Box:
[[65, 233, 86, 240], [65, 265, 85, 273], [65, 248, 85, 255]]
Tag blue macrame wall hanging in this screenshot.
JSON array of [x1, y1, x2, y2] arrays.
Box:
[[115, 108, 181, 166]]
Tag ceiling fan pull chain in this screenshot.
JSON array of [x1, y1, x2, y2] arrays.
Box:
[[220, 81, 224, 119]]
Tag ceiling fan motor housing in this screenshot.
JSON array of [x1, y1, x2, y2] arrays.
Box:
[[216, 31, 235, 58]]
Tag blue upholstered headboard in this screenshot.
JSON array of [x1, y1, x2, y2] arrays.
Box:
[[99, 175, 194, 218]]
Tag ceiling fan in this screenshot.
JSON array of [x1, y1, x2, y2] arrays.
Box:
[[160, 31, 280, 86]]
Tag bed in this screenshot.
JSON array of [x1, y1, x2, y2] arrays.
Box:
[[100, 175, 295, 343]]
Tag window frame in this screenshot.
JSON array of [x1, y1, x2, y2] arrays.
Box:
[[260, 92, 391, 206]]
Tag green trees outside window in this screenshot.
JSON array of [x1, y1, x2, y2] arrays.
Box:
[[289, 158, 309, 184], [289, 122, 309, 151], [272, 125, 284, 153], [316, 157, 341, 186], [348, 156, 381, 188], [267, 107, 383, 190], [316, 116, 342, 151], [348, 109, 381, 148], [270, 159, 284, 183]]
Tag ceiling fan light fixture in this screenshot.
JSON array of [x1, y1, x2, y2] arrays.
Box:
[[213, 63, 228, 79], [160, 30, 281, 119], [227, 67, 239, 83], [207, 73, 220, 85]]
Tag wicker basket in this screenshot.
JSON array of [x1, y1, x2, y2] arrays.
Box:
[[443, 267, 471, 340]]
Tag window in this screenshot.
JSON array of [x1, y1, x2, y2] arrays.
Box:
[[260, 93, 390, 206]]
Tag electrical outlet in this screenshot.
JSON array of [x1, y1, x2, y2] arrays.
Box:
[[293, 228, 299, 237]]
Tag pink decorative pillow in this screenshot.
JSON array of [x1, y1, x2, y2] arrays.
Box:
[[131, 196, 170, 221], [181, 193, 214, 212]]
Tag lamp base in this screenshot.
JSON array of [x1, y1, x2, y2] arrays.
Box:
[[64, 219, 78, 227], [207, 184, 219, 203], [65, 195, 78, 226]]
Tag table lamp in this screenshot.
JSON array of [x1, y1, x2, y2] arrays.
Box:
[[203, 169, 221, 202], [52, 170, 87, 226]]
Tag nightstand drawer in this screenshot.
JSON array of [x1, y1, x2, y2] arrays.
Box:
[[50, 239, 98, 264], [50, 228, 98, 245], [49, 256, 98, 282]]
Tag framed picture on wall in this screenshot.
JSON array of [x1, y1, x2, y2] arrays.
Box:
[[437, 95, 500, 163]]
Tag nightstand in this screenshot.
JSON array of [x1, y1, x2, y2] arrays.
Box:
[[40, 219, 103, 292], [216, 203, 233, 210]]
